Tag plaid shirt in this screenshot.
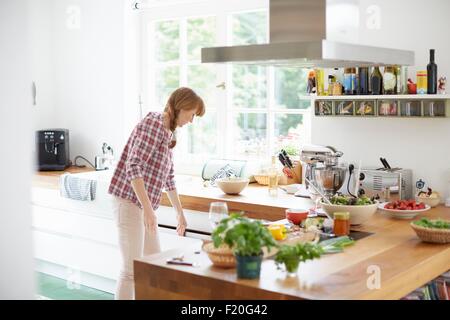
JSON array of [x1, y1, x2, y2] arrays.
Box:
[[108, 112, 176, 209]]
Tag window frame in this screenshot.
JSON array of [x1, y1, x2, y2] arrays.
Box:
[[138, 0, 311, 176]]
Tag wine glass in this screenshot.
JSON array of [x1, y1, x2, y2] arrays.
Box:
[[209, 202, 229, 229]]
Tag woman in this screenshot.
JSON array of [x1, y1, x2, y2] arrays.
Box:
[[108, 87, 205, 300]]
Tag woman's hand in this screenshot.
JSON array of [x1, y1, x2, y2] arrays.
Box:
[[176, 213, 187, 236], [143, 206, 158, 232]]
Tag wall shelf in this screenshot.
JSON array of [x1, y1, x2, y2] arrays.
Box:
[[298, 94, 450, 118]]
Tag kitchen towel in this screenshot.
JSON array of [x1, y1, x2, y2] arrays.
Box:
[[60, 173, 97, 201]]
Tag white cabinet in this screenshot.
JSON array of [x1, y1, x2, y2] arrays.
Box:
[[31, 172, 209, 293]]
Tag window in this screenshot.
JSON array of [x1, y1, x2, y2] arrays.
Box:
[[141, 0, 310, 174]]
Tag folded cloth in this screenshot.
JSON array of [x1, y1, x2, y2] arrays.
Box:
[[59, 173, 97, 201]]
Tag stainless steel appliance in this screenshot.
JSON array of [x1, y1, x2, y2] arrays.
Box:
[[95, 143, 115, 171], [36, 129, 70, 171], [201, 0, 414, 67], [299, 145, 346, 197], [358, 168, 413, 200]]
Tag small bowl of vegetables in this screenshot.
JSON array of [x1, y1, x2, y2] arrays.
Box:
[[320, 195, 379, 225], [410, 218, 450, 244]]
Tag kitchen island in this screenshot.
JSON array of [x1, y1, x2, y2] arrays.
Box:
[[134, 206, 450, 300]]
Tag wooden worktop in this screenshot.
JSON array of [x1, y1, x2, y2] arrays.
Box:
[[32, 166, 95, 189], [134, 206, 450, 300], [161, 176, 311, 221], [33, 169, 311, 221]]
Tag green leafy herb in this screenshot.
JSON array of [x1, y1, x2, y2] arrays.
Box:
[[211, 213, 278, 257], [274, 243, 323, 272], [413, 218, 450, 229]]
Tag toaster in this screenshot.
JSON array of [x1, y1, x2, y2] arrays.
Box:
[[358, 167, 413, 200]]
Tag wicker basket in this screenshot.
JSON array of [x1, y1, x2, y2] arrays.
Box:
[[202, 242, 236, 268], [254, 175, 281, 186], [410, 222, 450, 244]]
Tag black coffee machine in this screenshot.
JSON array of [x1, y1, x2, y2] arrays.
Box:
[[36, 129, 70, 171]]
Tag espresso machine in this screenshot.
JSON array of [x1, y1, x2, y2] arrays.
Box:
[[296, 145, 347, 198], [36, 129, 70, 171]]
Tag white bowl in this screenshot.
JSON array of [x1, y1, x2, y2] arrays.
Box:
[[320, 200, 379, 225], [215, 177, 249, 195], [378, 202, 430, 219]]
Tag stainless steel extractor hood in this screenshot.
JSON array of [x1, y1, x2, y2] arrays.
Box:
[[201, 0, 414, 67]]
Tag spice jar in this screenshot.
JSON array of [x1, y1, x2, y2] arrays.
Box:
[[333, 212, 350, 236]]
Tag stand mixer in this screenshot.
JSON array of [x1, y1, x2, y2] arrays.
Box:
[[297, 145, 347, 198]]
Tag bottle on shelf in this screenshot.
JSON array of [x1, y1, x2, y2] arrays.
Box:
[[383, 65, 396, 94], [315, 69, 325, 96], [427, 49, 437, 94], [358, 67, 369, 95], [327, 74, 336, 95], [395, 66, 402, 94], [268, 155, 278, 197], [344, 68, 356, 95], [370, 66, 383, 95]]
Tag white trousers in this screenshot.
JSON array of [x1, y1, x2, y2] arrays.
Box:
[[112, 196, 161, 300]]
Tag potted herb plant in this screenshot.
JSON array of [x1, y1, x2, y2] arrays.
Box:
[[274, 242, 323, 277], [212, 213, 278, 279]]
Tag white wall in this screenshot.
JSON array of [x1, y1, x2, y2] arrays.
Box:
[[312, 0, 450, 200], [30, 0, 55, 134], [0, 0, 35, 299], [50, 0, 136, 164], [31, 0, 140, 165]]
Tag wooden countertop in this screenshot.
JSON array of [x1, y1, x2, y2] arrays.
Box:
[[33, 169, 312, 221], [134, 206, 450, 300], [161, 176, 312, 221], [32, 166, 95, 190]]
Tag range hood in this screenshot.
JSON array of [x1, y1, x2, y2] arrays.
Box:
[[201, 0, 414, 67]]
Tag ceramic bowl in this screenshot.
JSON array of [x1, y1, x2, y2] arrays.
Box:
[[215, 177, 249, 195], [320, 201, 379, 225], [285, 208, 309, 225]]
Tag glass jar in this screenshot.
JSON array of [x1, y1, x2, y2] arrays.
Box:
[[333, 212, 350, 236], [383, 66, 396, 94], [343, 68, 356, 95]]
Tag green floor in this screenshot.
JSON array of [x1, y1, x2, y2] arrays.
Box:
[[35, 272, 114, 300]]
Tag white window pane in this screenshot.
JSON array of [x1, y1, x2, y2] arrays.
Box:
[[155, 20, 180, 62], [232, 65, 267, 108], [187, 65, 217, 107], [233, 113, 267, 158], [274, 114, 303, 153], [155, 66, 180, 107], [274, 67, 310, 109], [232, 11, 268, 45], [187, 16, 216, 61], [179, 110, 218, 156]]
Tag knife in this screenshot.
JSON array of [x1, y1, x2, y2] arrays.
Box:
[[278, 153, 294, 178]]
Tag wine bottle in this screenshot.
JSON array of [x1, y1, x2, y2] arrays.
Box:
[[371, 66, 383, 95], [427, 49, 437, 94], [358, 67, 369, 95]]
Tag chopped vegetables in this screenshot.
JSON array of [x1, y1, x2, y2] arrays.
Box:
[[319, 236, 355, 254], [413, 218, 450, 229]]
